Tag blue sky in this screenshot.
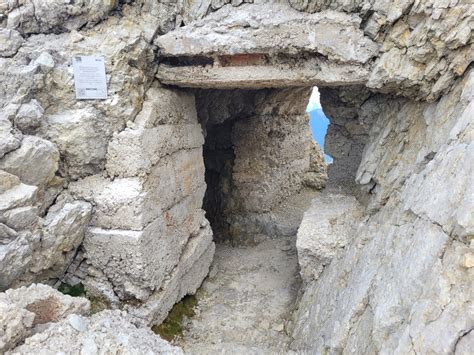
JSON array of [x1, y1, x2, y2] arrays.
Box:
[[306, 87, 333, 163]]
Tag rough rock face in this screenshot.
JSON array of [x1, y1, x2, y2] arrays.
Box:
[[198, 87, 327, 242], [64, 85, 215, 326], [289, 0, 474, 100], [0, 284, 181, 354], [291, 69, 474, 354], [296, 192, 363, 283], [10, 310, 183, 355], [1, 0, 215, 325], [0, 0, 473, 353], [156, 1, 473, 101], [0, 172, 92, 289], [0, 283, 90, 352]]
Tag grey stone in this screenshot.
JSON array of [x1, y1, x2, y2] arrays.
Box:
[[67, 314, 89, 332], [296, 193, 363, 283], [9, 310, 183, 354], [0, 135, 59, 189], [14, 100, 44, 134], [0, 118, 21, 159], [0, 28, 24, 57], [0, 223, 17, 245], [0, 283, 90, 353]]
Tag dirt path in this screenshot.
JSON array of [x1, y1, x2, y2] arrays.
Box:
[[179, 237, 301, 354]]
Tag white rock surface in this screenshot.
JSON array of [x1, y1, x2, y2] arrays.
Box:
[[0, 28, 23, 57], [0, 283, 90, 353], [291, 68, 474, 355], [9, 310, 183, 355], [0, 135, 59, 189], [0, 1, 472, 354], [156, 3, 378, 63], [296, 192, 363, 283], [0, 118, 21, 159]]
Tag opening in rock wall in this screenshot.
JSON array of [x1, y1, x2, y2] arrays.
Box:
[[196, 87, 330, 243], [201, 119, 235, 241], [307, 87, 332, 164]]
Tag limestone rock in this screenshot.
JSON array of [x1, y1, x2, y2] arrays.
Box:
[[0, 223, 17, 245], [156, 3, 378, 64], [303, 142, 328, 189], [40, 108, 110, 179], [291, 68, 474, 355], [0, 283, 90, 353], [2, 206, 39, 231], [296, 193, 363, 283], [0, 180, 91, 288], [0, 136, 59, 189], [0, 29, 23, 57], [0, 231, 36, 290], [71, 149, 205, 231], [0, 170, 20, 194], [0, 181, 38, 215], [155, 4, 377, 89], [130, 220, 215, 325], [14, 100, 44, 134], [4, 0, 118, 35], [82, 191, 208, 301], [32, 196, 92, 276], [0, 117, 21, 159], [0, 2, 472, 354], [9, 310, 183, 354]]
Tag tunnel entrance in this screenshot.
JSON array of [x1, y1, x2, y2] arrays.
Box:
[[194, 87, 329, 243]]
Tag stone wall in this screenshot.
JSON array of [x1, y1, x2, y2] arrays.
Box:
[[0, 1, 216, 324], [1, 0, 472, 349], [64, 85, 215, 325]]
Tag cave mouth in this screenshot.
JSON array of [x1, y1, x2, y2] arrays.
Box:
[[194, 87, 333, 244]]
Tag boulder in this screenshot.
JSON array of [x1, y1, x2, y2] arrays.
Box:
[[9, 310, 183, 355], [296, 193, 363, 283], [0, 29, 24, 57], [0, 118, 21, 159], [14, 100, 44, 134], [0, 136, 59, 189], [0, 283, 90, 353]]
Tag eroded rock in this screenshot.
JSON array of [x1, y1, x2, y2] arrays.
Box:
[[9, 310, 183, 355], [296, 193, 363, 283], [0, 283, 90, 353], [0, 136, 59, 189]]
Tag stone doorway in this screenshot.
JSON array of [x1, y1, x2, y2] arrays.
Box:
[[195, 87, 327, 244]]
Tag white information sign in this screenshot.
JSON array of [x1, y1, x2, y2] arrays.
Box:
[[73, 56, 107, 100]]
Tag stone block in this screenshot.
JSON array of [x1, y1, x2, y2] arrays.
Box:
[[0, 169, 20, 194], [71, 149, 205, 230], [106, 124, 204, 177], [32, 198, 92, 275], [10, 310, 183, 354], [40, 108, 109, 179], [131, 221, 215, 325], [134, 86, 198, 127], [0, 182, 38, 215], [2, 206, 39, 231], [296, 193, 362, 283], [83, 189, 207, 300]]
